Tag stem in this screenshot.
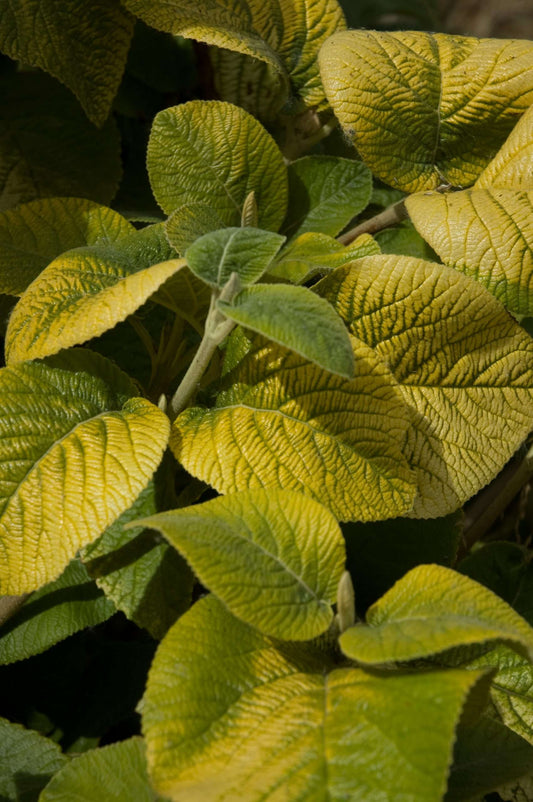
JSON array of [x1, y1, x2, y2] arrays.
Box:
[[337, 200, 408, 245], [0, 592, 30, 627]]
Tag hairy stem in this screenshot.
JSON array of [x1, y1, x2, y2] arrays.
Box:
[[337, 199, 408, 245]]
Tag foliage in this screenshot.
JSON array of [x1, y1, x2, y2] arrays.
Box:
[[1, 1, 533, 800]]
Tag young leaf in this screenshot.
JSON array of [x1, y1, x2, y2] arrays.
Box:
[[0, 351, 170, 594], [142, 594, 486, 802], [319, 31, 533, 192], [0, 559, 115, 666], [172, 330, 416, 522], [317, 254, 533, 516], [5, 224, 185, 364], [165, 204, 225, 255], [476, 103, 533, 190], [282, 155, 372, 239], [339, 564, 533, 665], [130, 488, 345, 640], [0, 718, 68, 802], [217, 283, 355, 378], [147, 101, 288, 229], [0, 198, 135, 296], [0, 0, 134, 126], [185, 227, 286, 288], [406, 189, 533, 316]]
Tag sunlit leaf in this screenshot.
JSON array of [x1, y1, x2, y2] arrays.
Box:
[[319, 30, 533, 192], [0, 718, 68, 802], [476, 103, 533, 190], [317, 254, 533, 516], [165, 204, 225, 255], [268, 231, 379, 284]]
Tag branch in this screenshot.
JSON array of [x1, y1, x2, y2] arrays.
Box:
[[337, 200, 408, 245]]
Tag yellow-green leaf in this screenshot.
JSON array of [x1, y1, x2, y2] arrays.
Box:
[[319, 30, 533, 192], [165, 204, 225, 255], [209, 49, 288, 122], [0, 351, 170, 594], [269, 231, 379, 284], [339, 564, 533, 665], [0, 0, 134, 126], [5, 224, 185, 364], [476, 104, 533, 190], [317, 254, 533, 516], [143, 594, 485, 802], [171, 330, 416, 521], [152, 268, 211, 334], [406, 188, 533, 316], [147, 101, 288, 229], [132, 488, 345, 641], [0, 198, 135, 296]]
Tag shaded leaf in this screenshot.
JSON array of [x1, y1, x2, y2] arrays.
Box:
[[375, 221, 436, 259], [269, 231, 380, 283], [476, 103, 533, 190], [209, 48, 288, 122], [152, 269, 211, 334], [165, 204, 225, 255], [0, 718, 68, 802], [319, 31, 533, 192]]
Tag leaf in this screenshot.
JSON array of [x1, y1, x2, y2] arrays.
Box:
[[165, 204, 225, 255], [184, 227, 286, 288], [406, 188, 533, 316], [152, 269, 211, 333], [131, 488, 345, 640], [282, 155, 372, 239], [319, 31, 533, 192], [217, 283, 355, 378], [0, 72, 122, 211], [142, 593, 486, 802], [0, 718, 68, 802], [39, 737, 164, 801], [476, 103, 533, 190], [5, 223, 184, 364], [375, 221, 436, 259], [171, 329, 416, 522], [0, 350, 170, 594], [317, 254, 533, 516], [0, 198, 135, 296], [209, 49, 288, 122], [147, 101, 288, 229], [339, 564, 533, 665], [268, 231, 380, 284], [0, 559, 115, 666], [82, 481, 193, 640], [0, 0, 134, 126]]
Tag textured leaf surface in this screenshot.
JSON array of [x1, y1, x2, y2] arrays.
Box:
[[218, 284, 355, 378], [209, 49, 288, 122], [0, 0, 133, 126], [476, 103, 533, 189], [39, 737, 163, 801], [0, 718, 68, 802], [283, 155, 372, 239], [147, 101, 288, 229], [0, 351, 170, 594], [340, 564, 533, 665], [0, 73, 121, 211], [143, 594, 484, 802], [319, 31, 533, 192], [185, 227, 285, 288], [82, 481, 193, 640], [6, 224, 183, 364], [0, 559, 115, 665], [317, 254, 533, 516], [407, 189, 533, 315], [165, 204, 225, 255], [133, 488, 345, 640], [269, 231, 379, 284], [0, 198, 134, 296], [172, 329, 416, 521], [152, 268, 211, 333]]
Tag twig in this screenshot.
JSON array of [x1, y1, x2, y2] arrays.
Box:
[[337, 200, 408, 245]]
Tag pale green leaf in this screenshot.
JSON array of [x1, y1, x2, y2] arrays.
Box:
[[282, 155, 372, 239], [268, 231, 379, 283], [143, 593, 485, 802], [39, 737, 164, 801], [476, 103, 533, 190], [319, 31, 533, 192], [0, 198, 135, 296], [185, 227, 286, 288], [82, 481, 193, 640], [171, 329, 416, 521], [165, 204, 225, 255], [131, 488, 345, 640], [217, 283, 355, 378], [339, 564, 533, 665], [0, 718, 68, 802], [0, 351, 170, 594], [0, 0, 133, 126], [147, 101, 288, 229], [5, 223, 184, 364], [317, 254, 533, 516], [0, 559, 115, 665], [406, 188, 533, 316], [0, 72, 122, 211]]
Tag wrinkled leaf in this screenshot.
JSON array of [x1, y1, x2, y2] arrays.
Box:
[[269, 231, 380, 284], [132, 488, 345, 640], [165, 204, 225, 255], [209, 48, 288, 122], [152, 268, 211, 333], [476, 103, 533, 190], [319, 30, 533, 192], [0, 718, 68, 802], [217, 283, 355, 378]]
